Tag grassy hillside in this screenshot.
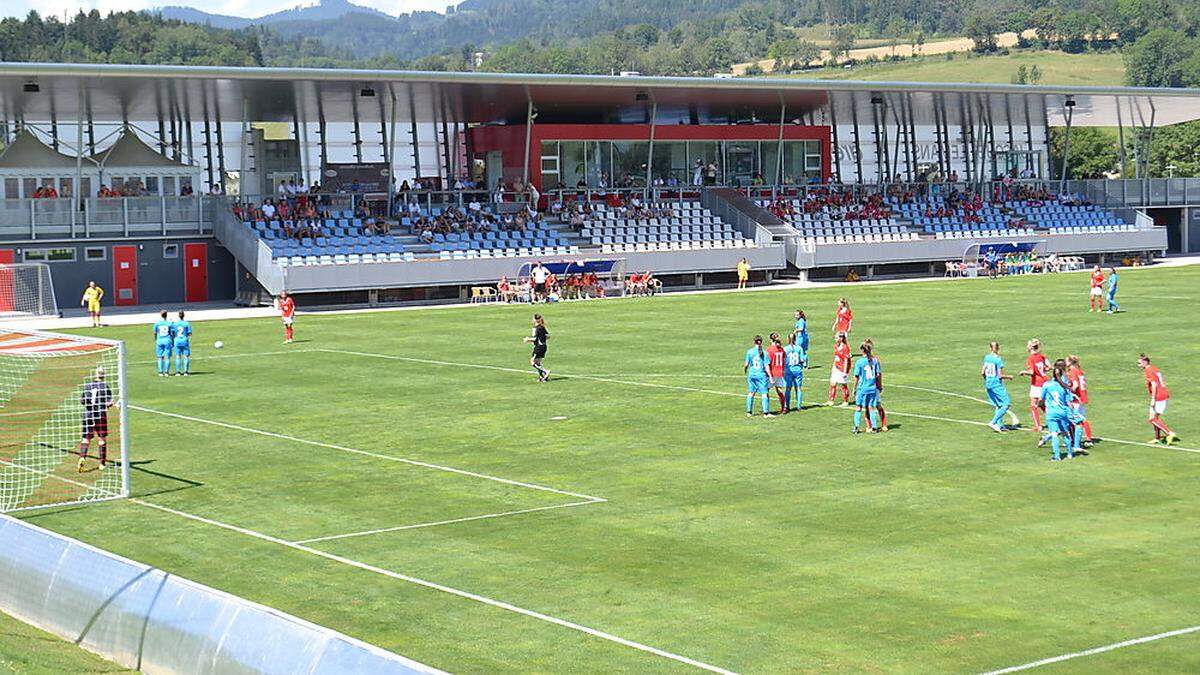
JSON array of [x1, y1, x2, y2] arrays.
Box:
[[0, 611, 128, 674], [779, 50, 1125, 86]]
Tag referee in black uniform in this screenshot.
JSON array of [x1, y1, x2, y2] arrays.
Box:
[[524, 314, 550, 382]]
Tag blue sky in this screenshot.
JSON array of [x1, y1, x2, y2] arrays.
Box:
[[3, 0, 455, 19]]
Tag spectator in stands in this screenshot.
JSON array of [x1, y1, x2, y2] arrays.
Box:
[[261, 200, 277, 220], [705, 162, 718, 186], [693, 159, 704, 186]]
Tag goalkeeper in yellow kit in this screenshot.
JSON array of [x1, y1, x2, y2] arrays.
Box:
[[81, 281, 104, 327]]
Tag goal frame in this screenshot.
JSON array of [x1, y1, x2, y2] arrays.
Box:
[[0, 263, 59, 321], [0, 329, 129, 513]]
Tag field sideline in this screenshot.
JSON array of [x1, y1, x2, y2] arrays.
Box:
[[11, 264, 1200, 673]]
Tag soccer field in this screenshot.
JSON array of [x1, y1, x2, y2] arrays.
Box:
[[14, 264, 1200, 673]]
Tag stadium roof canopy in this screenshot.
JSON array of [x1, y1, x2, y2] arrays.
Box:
[[1, 61, 1198, 130]]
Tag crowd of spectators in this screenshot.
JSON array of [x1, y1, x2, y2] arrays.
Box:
[[767, 189, 893, 221]]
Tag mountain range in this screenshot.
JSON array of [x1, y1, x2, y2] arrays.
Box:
[[156, 0, 399, 30]]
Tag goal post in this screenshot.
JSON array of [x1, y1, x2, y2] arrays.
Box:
[[0, 328, 128, 512], [0, 263, 59, 320]]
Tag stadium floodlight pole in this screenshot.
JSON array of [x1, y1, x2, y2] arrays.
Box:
[[645, 99, 657, 196], [74, 85, 83, 237], [775, 98, 785, 188], [1059, 97, 1075, 194], [521, 93, 534, 189]]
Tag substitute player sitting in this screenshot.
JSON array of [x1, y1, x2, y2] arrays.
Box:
[[77, 367, 114, 471]]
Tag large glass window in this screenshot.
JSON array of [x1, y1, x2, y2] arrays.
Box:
[[560, 142, 587, 188], [587, 141, 610, 187], [725, 141, 759, 186], [3, 178, 17, 199], [687, 142, 721, 186], [652, 142, 687, 186], [782, 140, 824, 184], [612, 142, 648, 187], [539, 141, 559, 189]]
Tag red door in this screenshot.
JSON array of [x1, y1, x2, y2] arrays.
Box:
[[0, 249, 13, 312], [112, 245, 138, 306], [184, 243, 208, 303]]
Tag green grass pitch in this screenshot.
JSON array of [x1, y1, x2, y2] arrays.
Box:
[[11, 264, 1200, 673]]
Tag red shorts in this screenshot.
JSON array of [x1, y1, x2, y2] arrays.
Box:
[[83, 414, 109, 440]]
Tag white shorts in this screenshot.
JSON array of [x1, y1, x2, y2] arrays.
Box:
[[830, 367, 848, 385], [1090, 287, 1103, 296], [282, 316, 294, 326], [1029, 385, 1043, 399], [1150, 400, 1168, 415]]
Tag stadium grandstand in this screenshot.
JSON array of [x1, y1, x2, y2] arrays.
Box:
[[0, 62, 1197, 308]]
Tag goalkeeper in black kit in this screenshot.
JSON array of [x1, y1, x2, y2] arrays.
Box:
[[78, 367, 115, 471]]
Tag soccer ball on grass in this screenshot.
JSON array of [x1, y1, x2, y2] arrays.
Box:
[[214, 341, 224, 349]]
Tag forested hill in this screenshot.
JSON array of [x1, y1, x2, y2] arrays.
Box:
[[0, 0, 1198, 88]]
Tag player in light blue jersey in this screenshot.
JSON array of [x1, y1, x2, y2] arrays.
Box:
[[1039, 361, 1078, 461], [783, 333, 806, 411], [153, 310, 174, 376], [981, 341, 1014, 432], [744, 335, 773, 417], [792, 309, 810, 366], [172, 310, 192, 376], [851, 342, 882, 433], [1105, 267, 1120, 314]]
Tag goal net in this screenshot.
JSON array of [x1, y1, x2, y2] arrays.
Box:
[[0, 328, 128, 512], [0, 263, 58, 320]]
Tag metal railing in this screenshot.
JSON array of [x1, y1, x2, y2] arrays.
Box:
[[0, 196, 211, 241]]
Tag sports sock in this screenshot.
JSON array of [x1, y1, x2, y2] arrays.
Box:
[[853, 410, 862, 430], [777, 391, 786, 410], [990, 405, 1008, 427], [1151, 418, 1172, 435], [878, 407, 888, 426], [182, 356, 190, 374], [746, 394, 754, 413], [78, 442, 88, 459], [869, 410, 879, 429], [761, 393, 770, 414], [1081, 419, 1093, 440], [1030, 406, 1042, 429], [1072, 425, 1084, 451], [1050, 434, 1062, 459]]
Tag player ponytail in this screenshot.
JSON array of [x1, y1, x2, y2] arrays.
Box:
[[989, 341, 1000, 353], [1052, 358, 1069, 389], [753, 335, 764, 363], [860, 342, 873, 358], [797, 309, 806, 320]]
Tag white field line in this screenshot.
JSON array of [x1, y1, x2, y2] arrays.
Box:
[[128, 405, 605, 502], [132, 348, 319, 365], [981, 624, 1200, 674], [131, 498, 737, 675], [0, 408, 61, 418], [293, 498, 603, 545], [317, 349, 1199, 456]]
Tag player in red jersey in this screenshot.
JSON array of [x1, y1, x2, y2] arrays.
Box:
[[1139, 354, 1177, 445], [1088, 265, 1106, 312], [1019, 338, 1050, 432], [832, 298, 853, 336], [1066, 355, 1094, 444], [276, 292, 296, 343], [766, 333, 788, 413], [826, 332, 852, 406]]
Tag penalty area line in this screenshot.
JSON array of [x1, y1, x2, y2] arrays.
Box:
[[981, 624, 1200, 674], [128, 404, 605, 502], [315, 348, 1199, 456], [293, 498, 604, 544], [131, 498, 738, 675]]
